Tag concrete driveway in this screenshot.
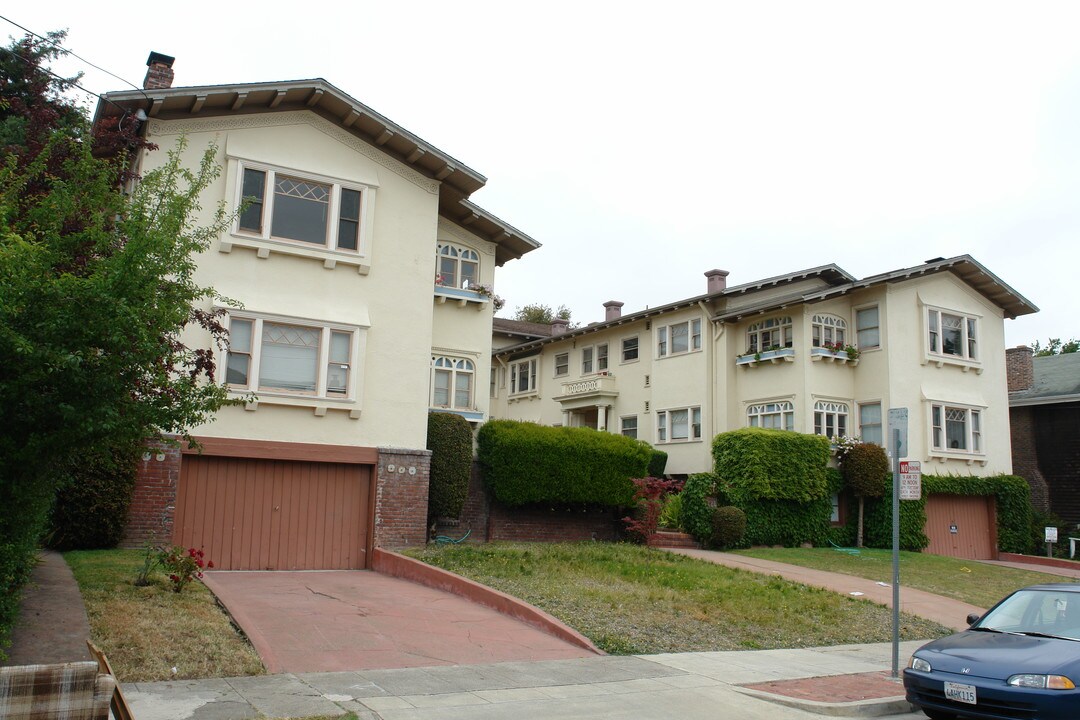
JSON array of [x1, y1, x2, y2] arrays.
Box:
[[202, 570, 595, 673]]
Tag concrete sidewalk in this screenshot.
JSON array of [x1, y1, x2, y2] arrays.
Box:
[[125, 642, 929, 719], [666, 549, 985, 630]]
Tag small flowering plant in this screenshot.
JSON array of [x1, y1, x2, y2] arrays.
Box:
[[158, 545, 214, 593]]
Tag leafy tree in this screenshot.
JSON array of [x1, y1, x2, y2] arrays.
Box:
[[836, 440, 889, 547], [0, 33, 235, 652], [513, 302, 572, 324], [1031, 338, 1079, 356]]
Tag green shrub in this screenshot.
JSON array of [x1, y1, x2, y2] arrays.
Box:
[[711, 506, 747, 549], [740, 495, 834, 547], [1030, 510, 1071, 558], [477, 420, 650, 506], [658, 493, 683, 530], [46, 447, 138, 551], [426, 412, 474, 522], [713, 428, 830, 503], [839, 443, 889, 498], [647, 449, 668, 477], [680, 472, 718, 543]]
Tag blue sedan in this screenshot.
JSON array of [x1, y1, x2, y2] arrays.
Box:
[[904, 583, 1080, 720]]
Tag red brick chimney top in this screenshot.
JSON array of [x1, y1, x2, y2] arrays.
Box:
[[144, 52, 175, 90]]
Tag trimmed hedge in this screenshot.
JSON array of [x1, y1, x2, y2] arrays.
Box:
[[426, 412, 474, 522], [47, 448, 137, 550], [741, 494, 835, 547], [713, 428, 830, 503], [477, 420, 650, 506], [647, 449, 669, 478], [680, 472, 719, 544]]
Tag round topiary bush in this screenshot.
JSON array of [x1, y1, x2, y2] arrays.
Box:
[[840, 442, 889, 497], [710, 505, 747, 549]]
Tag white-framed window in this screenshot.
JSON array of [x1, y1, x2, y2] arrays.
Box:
[[856, 306, 880, 349], [236, 162, 369, 253], [927, 307, 978, 361], [554, 352, 569, 377], [747, 401, 794, 431], [858, 402, 883, 445], [657, 318, 702, 357], [436, 242, 479, 289], [622, 336, 639, 362], [812, 314, 847, 348], [746, 317, 793, 354], [582, 344, 608, 374], [813, 401, 849, 439], [621, 416, 638, 439], [657, 407, 702, 443], [931, 403, 983, 453], [226, 314, 358, 398], [431, 356, 474, 410], [510, 358, 538, 395]]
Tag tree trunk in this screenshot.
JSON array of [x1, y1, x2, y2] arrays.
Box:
[[857, 495, 865, 548]]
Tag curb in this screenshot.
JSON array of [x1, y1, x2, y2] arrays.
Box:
[[734, 687, 916, 717], [371, 548, 604, 655]]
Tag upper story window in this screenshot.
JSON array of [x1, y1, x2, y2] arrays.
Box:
[[657, 318, 702, 357], [746, 317, 793, 354], [622, 336, 639, 362], [436, 243, 480, 289], [510, 358, 538, 395], [859, 402, 883, 445], [657, 407, 702, 443], [432, 356, 474, 410], [582, 344, 609, 374], [931, 403, 983, 454], [812, 315, 847, 348], [236, 163, 367, 253], [856, 306, 880, 349], [226, 314, 356, 399], [554, 352, 569, 377], [747, 401, 794, 431], [928, 308, 978, 361], [813, 401, 848, 439]]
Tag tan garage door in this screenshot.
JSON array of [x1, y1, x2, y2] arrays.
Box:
[[924, 494, 997, 561], [174, 456, 372, 570]]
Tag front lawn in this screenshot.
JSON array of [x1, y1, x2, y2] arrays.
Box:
[[65, 549, 264, 682], [734, 547, 1071, 609], [404, 542, 950, 654]]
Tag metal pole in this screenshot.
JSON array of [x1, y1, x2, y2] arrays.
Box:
[[891, 428, 901, 678]]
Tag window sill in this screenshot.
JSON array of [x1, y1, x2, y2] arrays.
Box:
[[809, 348, 860, 365], [221, 235, 371, 274], [657, 439, 704, 445], [928, 451, 988, 467], [736, 348, 795, 367], [231, 391, 361, 419], [922, 354, 983, 374], [433, 285, 490, 309], [508, 391, 539, 402]]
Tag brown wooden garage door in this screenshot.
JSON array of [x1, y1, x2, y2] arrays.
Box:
[[174, 456, 372, 570], [924, 494, 997, 561]]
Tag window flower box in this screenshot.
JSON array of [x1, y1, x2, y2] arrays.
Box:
[[735, 347, 795, 367], [810, 346, 860, 366]]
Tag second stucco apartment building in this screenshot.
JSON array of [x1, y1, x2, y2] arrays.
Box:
[[490, 256, 1037, 479]]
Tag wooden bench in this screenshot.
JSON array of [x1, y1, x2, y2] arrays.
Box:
[[85, 640, 134, 720], [0, 660, 114, 720]]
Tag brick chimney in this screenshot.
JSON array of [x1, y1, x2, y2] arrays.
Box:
[[1006, 345, 1034, 392], [603, 301, 624, 321], [551, 318, 569, 336], [705, 269, 730, 294], [143, 52, 175, 90]]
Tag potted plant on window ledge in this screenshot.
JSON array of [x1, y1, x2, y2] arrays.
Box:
[[736, 345, 795, 367], [810, 341, 860, 365]]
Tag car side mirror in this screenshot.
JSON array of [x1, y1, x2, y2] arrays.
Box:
[[966, 613, 981, 626]]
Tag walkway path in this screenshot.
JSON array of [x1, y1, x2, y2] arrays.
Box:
[[1, 551, 91, 665], [665, 548, 985, 630]]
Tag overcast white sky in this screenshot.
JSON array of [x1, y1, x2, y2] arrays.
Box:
[[12, 2, 1079, 347]]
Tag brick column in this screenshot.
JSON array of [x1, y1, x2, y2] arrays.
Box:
[[374, 447, 431, 549], [1010, 406, 1049, 513], [122, 440, 180, 547]]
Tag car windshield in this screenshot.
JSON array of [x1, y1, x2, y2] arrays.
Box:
[[977, 589, 1080, 640]]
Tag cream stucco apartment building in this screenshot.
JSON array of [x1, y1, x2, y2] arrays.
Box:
[[490, 257, 1037, 479], [96, 54, 537, 569]]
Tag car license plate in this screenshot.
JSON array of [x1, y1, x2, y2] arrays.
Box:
[[944, 682, 977, 705]]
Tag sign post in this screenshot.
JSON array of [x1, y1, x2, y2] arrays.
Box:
[[1046, 526, 1058, 558], [887, 408, 908, 678]]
